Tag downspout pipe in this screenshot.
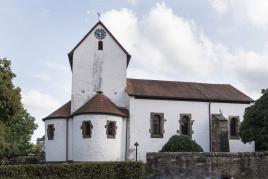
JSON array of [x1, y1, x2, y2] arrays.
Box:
[[66, 118, 69, 161], [208, 101, 212, 152], [197, 87, 212, 152], [125, 118, 129, 161]]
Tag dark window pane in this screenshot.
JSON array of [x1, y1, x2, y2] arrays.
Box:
[[84, 122, 91, 136], [47, 124, 54, 140], [230, 118, 237, 136], [107, 121, 116, 138], [181, 116, 190, 135], [98, 41, 103, 50], [152, 115, 161, 135]]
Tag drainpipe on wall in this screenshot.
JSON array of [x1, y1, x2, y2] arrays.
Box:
[[208, 102, 212, 152], [197, 87, 212, 152], [66, 118, 69, 161], [125, 118, 129, 161]]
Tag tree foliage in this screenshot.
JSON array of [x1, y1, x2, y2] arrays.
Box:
[[160, 135, 203, 152], [0, 58, 37, 159], [240, 89, 268, 151]]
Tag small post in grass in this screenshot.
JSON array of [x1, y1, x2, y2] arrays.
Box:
[[134, 142, 139, 161]]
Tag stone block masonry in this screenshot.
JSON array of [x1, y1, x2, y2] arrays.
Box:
[[146, 152, 268, 179]]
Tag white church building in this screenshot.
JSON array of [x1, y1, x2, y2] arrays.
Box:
[[43, 21, 255, 162]]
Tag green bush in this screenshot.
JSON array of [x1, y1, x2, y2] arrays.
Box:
[[0, 156, 40, 165], [0, 161, 145, 178], [160, 135, 203, 152]]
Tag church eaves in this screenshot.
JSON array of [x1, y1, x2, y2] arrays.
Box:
[[43, 101, 71, 121]]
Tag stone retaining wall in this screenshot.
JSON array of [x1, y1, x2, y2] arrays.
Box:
[[146, 152, 268, 179]]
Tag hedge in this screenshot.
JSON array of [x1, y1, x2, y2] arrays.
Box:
[[0, 161, 145, 178], [160, 135, 203, 152], [0, 156, 40, 165]]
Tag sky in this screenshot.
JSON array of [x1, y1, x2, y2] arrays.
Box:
[[1, 0, 268, 143]]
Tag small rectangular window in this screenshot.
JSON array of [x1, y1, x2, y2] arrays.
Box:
[[81, 121, 93, 138], [229, 116, 240, 139], [150, 113, 164, 138], [106, 121, 117, 138], [47, 124, 55, 140], [98, 41, 103, 50]]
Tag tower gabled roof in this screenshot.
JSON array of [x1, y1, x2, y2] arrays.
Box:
[[68, 21, 131, 70], [73, 92, 128, 117], [43, 101, 71, 121]]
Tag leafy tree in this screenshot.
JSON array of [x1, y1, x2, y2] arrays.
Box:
[[0, 58, 37, 159], [160, 135, 203, 152], [240, 89, 268, 151]]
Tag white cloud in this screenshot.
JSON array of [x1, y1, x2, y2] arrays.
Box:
[[33, 73, 52, 81], [22, 89, 61, 143], [102, 2, 268, 99], [128, 0, 139, 5], [44, 61, 69, 71], [208, 0, 229, 14], [208, 0, 268, 29]]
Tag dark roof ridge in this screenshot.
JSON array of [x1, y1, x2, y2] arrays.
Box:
[[127, 78, 232, 86]]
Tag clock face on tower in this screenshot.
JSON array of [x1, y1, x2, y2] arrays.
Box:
[[94, 28, 106, 40]]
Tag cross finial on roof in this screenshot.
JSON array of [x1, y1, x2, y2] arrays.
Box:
[[97, 12, 101, 21]]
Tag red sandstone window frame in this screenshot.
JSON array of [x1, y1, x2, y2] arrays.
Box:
[[81, 121, 93, 138]]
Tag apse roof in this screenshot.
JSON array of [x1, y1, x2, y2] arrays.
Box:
[[43, 93, 128, 121], [73, 92, 128, 117]]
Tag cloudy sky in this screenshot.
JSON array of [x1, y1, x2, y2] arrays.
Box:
[[1, 0, 268, 143]]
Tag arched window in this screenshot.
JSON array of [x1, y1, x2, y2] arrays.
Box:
[[47, 124, 55, 140], [106, 121, 117, 138], [179, 114, 194, 137], [150, 113, 164, 138], [230, 117, 239, 138], [98, 41, 103, 50], [81, 121, 93, 138]]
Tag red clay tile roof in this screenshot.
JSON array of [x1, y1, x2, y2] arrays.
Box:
[[73, 93, 128, 117], [43, 101, 71, 121], [127, 78, 254, 103]]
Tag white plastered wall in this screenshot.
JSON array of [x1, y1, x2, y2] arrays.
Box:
[[72, 114, 125, 161], [45, 119, 67, 162], [128, 97, 255, 162], [128, 97, 210, 162], [71, 24, 128, 113]]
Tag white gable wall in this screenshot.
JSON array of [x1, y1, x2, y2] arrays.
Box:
[[71, 24, 128, 113]]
